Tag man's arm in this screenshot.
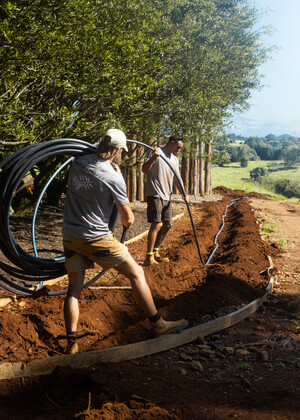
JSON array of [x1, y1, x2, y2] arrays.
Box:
[[117, 203, 135, 229], [142, 148, 160, 173]]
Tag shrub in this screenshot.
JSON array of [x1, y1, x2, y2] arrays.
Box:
[[250, 167, 268, 180], [240, 157, 248, 167], [259, 177, 300, 199]]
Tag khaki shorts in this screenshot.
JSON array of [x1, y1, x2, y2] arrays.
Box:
[[63, 235, 129, 272]]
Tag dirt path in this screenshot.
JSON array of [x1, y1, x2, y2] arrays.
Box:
[[0, 192, 299, 419], [249, 197, 300, 284]]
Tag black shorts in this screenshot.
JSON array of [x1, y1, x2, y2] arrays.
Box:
[[147, 196, 173, 223]]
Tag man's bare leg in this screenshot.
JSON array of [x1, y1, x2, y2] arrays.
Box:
[[115, 254, 188, 335], [152, 221, 171, 262], [64, 270, 85, 334], [146, 222, 162, 253], [154, 221, 171, 248], [144, 222, 161, 266], [114, 255, 157, 316]]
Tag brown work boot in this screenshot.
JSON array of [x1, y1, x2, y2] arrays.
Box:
[[152, 318, 188, 337], [154, 251, 170, 263], [65, 340, 78, 354], [144, 254, 159, 267]]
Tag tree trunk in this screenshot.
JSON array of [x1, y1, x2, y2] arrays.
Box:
[[199, 142, 204, 197], [204, 143, 212, 195], [137, 146, 144, 201], [173, 149, 180, 195], [181, 155, 189, 194], [193, 144, 198, 198], [121, 165, 129, 199], [186, 156, 190, 194], [129, 145, 136, 202], [189, 153, 195, 195]]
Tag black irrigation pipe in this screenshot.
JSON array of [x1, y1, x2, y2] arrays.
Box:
[[0, 139, 98, 296], [129, 140, 205, 266], [0, 138, 206, 297]]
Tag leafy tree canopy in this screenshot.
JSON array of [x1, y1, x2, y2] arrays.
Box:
[[1, 0, 270, 157]]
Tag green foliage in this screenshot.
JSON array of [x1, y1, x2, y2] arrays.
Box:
[[212, 159, 300, 200], [240, 157, 248, 167], [278, 239, 286, 249], [291, 320, 300, 331], [236, 362, 253, 371], [226, 133, 247, 142], [260, 177, 300, 199], [242, 135, 300, 162], [265, 133, 277, 142], [1, 0, 270, 157], [250, 166, 268, 180], [281, 146, 300, 167], [258, 216, 287, 247], [213, 149, 231, 167], [238, 145, 258, 161], [216, 142, 259, 163], [259, 221, 278, 236]]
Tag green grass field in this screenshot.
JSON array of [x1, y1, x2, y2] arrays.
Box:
[[212, 160, 300, 201]]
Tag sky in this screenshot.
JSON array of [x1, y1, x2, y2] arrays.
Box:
[[226, 0, 300, 138]]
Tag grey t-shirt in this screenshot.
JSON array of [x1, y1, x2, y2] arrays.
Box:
[[144, 147, 180, 201], [62, 153, 129, 239]]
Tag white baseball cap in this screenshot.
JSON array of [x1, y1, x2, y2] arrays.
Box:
[[104, 128, 128, 152]]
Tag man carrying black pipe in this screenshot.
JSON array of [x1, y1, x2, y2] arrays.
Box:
[[142, 135, 189, 266], [62, 129, 188, 354]]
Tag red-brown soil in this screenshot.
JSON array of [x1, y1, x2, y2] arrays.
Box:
[[0, 189, 299, 419]]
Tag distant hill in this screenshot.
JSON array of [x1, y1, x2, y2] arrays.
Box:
[[276, 134, 293, 140], [226, 133, 300, 141]]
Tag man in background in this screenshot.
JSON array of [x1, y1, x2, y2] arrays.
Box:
[[142, 135, 188, 266]]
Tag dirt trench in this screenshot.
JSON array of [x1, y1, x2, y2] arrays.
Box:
[[2, 191, 298, 420], [0, 194, 270, 362]]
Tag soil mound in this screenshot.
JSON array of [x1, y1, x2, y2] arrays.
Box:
[[213, 185, 270, 199]]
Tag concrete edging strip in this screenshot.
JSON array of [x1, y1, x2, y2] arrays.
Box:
[[0, 277, 273, 380]]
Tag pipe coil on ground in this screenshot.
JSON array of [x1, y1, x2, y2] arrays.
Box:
[[0, 139, 114, 295]]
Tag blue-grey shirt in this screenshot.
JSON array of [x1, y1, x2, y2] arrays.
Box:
[[62, 154, 129, 239]]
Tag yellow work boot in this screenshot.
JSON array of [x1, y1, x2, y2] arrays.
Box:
[[154, 250, 169, 263], [65, 340, 78, 354], [144, 253, 159, 267], [152, 318, 188, 337]]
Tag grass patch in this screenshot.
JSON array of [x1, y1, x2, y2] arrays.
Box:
[[212, 160, 300, 201], [260, 221, 278, 236], [278, 239, 287, 249], [258, 217, 286, 248], [236, 362, 253, 371]]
